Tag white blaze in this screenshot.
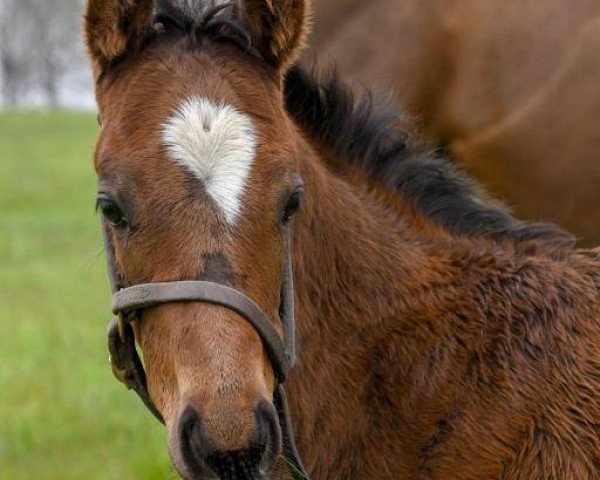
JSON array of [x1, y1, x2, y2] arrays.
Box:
[[162, 97, 257, 225]]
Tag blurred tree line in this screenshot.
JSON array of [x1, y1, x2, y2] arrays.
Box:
[[0, 0, 88, 107]]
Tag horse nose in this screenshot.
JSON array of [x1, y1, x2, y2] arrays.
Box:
[[178, 407, 214, 478], [178, 402, 282, 478], [252, 400, 282, 473]]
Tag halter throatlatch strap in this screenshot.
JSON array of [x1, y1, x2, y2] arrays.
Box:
[[281, 229, 296, 370], [104, 228, 309, 479]]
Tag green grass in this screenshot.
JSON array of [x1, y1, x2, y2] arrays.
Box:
[[0, 111, 173, 479]]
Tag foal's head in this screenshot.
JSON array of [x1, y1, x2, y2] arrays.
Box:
[[85, 0, 308, 477]]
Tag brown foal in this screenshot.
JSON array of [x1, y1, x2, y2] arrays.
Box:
[[85, 1, 600, 479]]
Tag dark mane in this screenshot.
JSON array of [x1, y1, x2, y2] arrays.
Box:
[[284, 66, 575, 246]]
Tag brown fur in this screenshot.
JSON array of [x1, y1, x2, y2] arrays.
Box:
[[85, 1, 600, 478], [242, 0, 310, 70], [308, 0, 600, 245], [84, 0, 155, 78]]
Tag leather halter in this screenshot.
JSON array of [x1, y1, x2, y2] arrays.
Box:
[[104, 226, 309, 479]]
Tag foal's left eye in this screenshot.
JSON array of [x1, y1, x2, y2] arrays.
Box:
[[97, 197, 128, 228], [283, 191, 303, 224]]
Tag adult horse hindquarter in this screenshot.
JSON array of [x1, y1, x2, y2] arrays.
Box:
[[309, 0, 600, 244], [85, 0, 600, 478]]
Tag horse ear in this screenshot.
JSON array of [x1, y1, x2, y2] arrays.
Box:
[[242, 0, 310, 72], [84, 0, 154, 79]]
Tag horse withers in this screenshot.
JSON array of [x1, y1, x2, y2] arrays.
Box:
[[84, 0, 600, 478]]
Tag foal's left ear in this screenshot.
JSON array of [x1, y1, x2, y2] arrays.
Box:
[[84, 0, 154, 79], [242, 0, 310, 73]]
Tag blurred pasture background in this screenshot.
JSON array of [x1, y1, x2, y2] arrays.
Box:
[[0, 1, 171, 478], [1, 0, 599, 478]]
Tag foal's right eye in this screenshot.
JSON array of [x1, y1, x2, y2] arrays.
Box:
[[97, 197, 128, 229]]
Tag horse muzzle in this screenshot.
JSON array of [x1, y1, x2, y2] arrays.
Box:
[[172, 400, 282, 480]]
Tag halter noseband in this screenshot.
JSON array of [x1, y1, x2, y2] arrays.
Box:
[[105, 227, 309, 479]]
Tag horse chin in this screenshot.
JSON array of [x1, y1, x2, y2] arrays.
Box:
[[174, 465, 270, 480], [168, 430, 271, 480], [169, 458, 219, 480], [173, 461, 273, 480]]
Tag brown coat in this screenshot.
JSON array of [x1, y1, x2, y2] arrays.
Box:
[[309, 0, 600, 244], [84, 0, 600, 478]]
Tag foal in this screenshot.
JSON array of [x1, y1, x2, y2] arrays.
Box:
[[85, 0, 600, 479]]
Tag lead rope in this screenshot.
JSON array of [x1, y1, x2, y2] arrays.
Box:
[[104, 225, 310, 478]]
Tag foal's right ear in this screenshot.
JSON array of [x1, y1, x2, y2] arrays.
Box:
[[84, 0, 154, 79]]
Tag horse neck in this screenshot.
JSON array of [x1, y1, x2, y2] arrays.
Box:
[[287, 139, 449, 475]]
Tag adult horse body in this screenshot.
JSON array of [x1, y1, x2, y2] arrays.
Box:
[[85, 1, 600, 479], [309, 0, 600, 244]]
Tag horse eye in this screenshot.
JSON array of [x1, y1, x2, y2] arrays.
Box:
[[97, 197, 128, 228], [283, 191, 303, 224]]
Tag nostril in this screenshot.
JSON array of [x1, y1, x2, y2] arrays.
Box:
[[255, 400, 282, 474], [178, 406, 215, 477]]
